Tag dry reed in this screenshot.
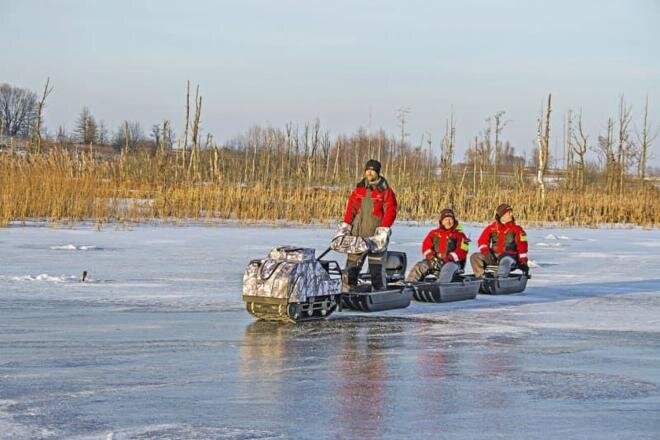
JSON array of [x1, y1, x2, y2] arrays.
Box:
[[0, 133, 658, 227]]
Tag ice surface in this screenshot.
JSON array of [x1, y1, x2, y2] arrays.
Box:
[[1, 223, 659, 439]]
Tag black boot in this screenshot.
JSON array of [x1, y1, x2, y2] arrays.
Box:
[[369, 262, 386, 290], [341, 266, 360, 292]]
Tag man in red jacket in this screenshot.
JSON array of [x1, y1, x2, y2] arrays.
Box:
[[405, 208, 470, 283], [470, 203, 529, 278], [340, 159, 397, 291]]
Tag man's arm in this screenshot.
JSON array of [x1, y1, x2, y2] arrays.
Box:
[[342, 190, 358, 224], [450, 232, 470, 262], [477, 224, 492, 255], [515, 226, 529, 263], [380, 188, 397, 227], [422, 231, 435, 260]]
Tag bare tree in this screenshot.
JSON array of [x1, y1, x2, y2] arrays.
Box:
[[0, 83, 38, 138], [114, 121, 144, 151], [563, 109, 574, 186], [636, 95, 657, 181], [572, 110, 589, 190], [97, 120, 109, 144], [32, 78, 54, 151], [150, 124, 162, 149], [536, 94, 552, 200], [440, 111, 456, 179], [492, 110, 507, 182], [616, 96, 634, 194], [74, 107, 97, 144], [191, 84, 202, 148], [56, 125, 68, 146], [396, 107, 411, 148], [596, 118, 616, 193], [183, 80, 190, 151], [161, 120, 174, 151]]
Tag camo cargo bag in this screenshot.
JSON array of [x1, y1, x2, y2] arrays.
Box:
[[242, 246, 341, 303]]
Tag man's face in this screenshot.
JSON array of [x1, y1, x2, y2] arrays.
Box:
[[500, 210, 513, 223], [441, 217, 455, 229], [364, 169, 379, 182]]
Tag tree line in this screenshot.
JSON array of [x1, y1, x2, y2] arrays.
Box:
[[1, 80, 658, 201]]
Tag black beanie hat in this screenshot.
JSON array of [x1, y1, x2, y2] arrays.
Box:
[[495, 203, 512, 220], [364, 159, 381, 174], [439, 208, 456, 223]]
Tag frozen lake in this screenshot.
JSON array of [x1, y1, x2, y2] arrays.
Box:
[[1, 223, 659, 439]]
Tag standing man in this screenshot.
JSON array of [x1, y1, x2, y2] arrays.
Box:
[[470, 203, 529, 278], [340, 159, 397, 291]]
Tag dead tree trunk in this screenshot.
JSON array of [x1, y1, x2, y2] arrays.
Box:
[[617, 96, 632, 195], [536, 94, 552, 201], [572, 110, 588, 190], [183, 81, 190, 153], [32, 77, 53, 153], [637, 95, 656, 182]]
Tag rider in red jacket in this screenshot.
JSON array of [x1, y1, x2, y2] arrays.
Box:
[[470, 203, 528, 278], [406, 208, 469, 283], [341, 159, 397, 290]]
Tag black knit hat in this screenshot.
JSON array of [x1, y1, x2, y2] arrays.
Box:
[[364, 159, 381, 174], [439, 208, 456, 222], [495, 203, 512, 220]]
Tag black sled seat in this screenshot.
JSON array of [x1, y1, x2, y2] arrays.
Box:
[[412, 273, 481, 303], [341, 251, 414, 312], [479, 265, 530, 295]]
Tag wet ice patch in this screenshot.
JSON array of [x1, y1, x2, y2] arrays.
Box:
[[544, 234, 571, 240], [50, 244, 101, 251], [633, 241, 660, 248], [574, 252, 610, 258], [77, 424, 284, 440], [0, 274, 81, 283], [513, 371, 657, 400], [0, 400, 56, 439]]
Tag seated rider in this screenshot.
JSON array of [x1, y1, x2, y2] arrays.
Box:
[[405, 208, 469, 283], [470, 203, 529, 278]]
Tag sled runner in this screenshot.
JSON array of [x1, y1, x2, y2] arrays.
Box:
[[479, 265, 530, 295], [411, 271, 481, 303], [339, 251, 414, 312]]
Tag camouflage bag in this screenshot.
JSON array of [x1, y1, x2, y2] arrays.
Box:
[[330, 223, 391, 254], [242, 246, 341, 303]]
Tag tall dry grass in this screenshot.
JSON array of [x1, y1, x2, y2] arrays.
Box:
[[0, 130, 658, 227]]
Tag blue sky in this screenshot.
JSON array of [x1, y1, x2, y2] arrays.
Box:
[[2, 0, 659, 164]]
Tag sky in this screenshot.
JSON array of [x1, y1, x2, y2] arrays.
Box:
[[2, 0, 659, 165]]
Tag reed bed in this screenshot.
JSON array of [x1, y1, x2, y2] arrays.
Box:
[[0, 141, 658, 227]]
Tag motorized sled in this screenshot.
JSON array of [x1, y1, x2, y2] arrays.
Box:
[[242, 246, 342, 323], [242, 242, 413, 323], [479, 264, 530, 295]]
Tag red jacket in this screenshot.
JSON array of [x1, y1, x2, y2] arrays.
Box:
[[343, 177, 397, 227], [421, 223, 469, 263], [477, 220, 528, 259]]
